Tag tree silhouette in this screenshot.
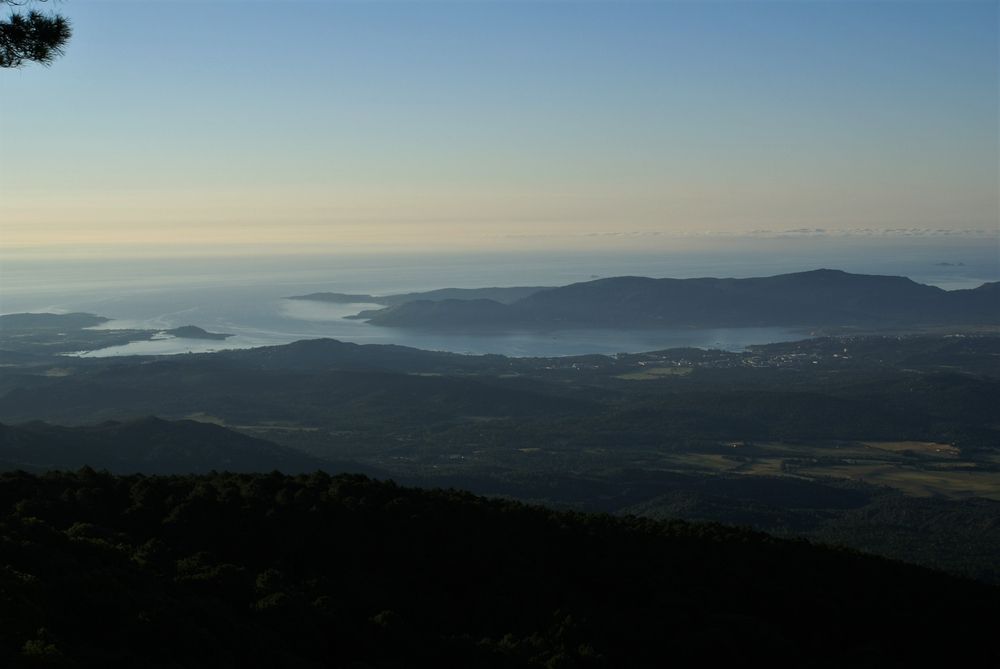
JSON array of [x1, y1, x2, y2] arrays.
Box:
[[1, 0, 71, 68]]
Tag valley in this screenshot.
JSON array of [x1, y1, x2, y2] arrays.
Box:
[[3, 316, 998, 583]]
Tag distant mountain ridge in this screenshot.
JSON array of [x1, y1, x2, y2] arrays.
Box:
[[349, 269, 1000, 329]]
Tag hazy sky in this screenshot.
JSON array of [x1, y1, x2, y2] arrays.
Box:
[[1, 0, 997, 255]]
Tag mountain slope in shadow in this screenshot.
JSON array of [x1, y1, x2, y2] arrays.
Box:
[[0, 417, 339, 474]]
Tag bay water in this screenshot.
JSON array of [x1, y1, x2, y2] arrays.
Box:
[[2, 244, 996, 358]]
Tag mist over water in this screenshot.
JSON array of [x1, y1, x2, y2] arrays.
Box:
[[2, 242, 997, 357]]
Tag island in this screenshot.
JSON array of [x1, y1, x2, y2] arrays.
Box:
[[286, 285, 550, 306], [315, 269, 1000, 331], [0, 312, 232, 357], [162, 325, 233, 340]]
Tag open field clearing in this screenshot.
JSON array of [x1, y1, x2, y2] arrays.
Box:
[[657, 442, 1000, 500], [660, 452, 747, 472], [740, 458, 792, 477], [616, 366, 693, 380], [796, 463, 1000, 500], [748, 441, 889, 460], [187, 413, 322, 433], [185, 412, 227, 425], [863, 441, 960, 457]]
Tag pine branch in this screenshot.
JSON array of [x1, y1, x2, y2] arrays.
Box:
[[1, 2, 72, 68]]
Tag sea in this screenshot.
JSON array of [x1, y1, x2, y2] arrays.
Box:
[[2, 241, 997, 358]]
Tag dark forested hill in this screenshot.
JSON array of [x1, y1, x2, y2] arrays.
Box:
[[213, 336, 513, 374], [0, 313, 109, 330], [1, 470, 997, 667], [355, 270, 1000, 329], [0, 358, 593, 428], [0, 418, 330, 474]]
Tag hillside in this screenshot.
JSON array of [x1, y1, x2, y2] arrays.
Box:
[[0, 418, 329, 474], [1, 470, 997, 667]]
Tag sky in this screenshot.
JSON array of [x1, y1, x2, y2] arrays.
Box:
[[1, 0, 997, 256]]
